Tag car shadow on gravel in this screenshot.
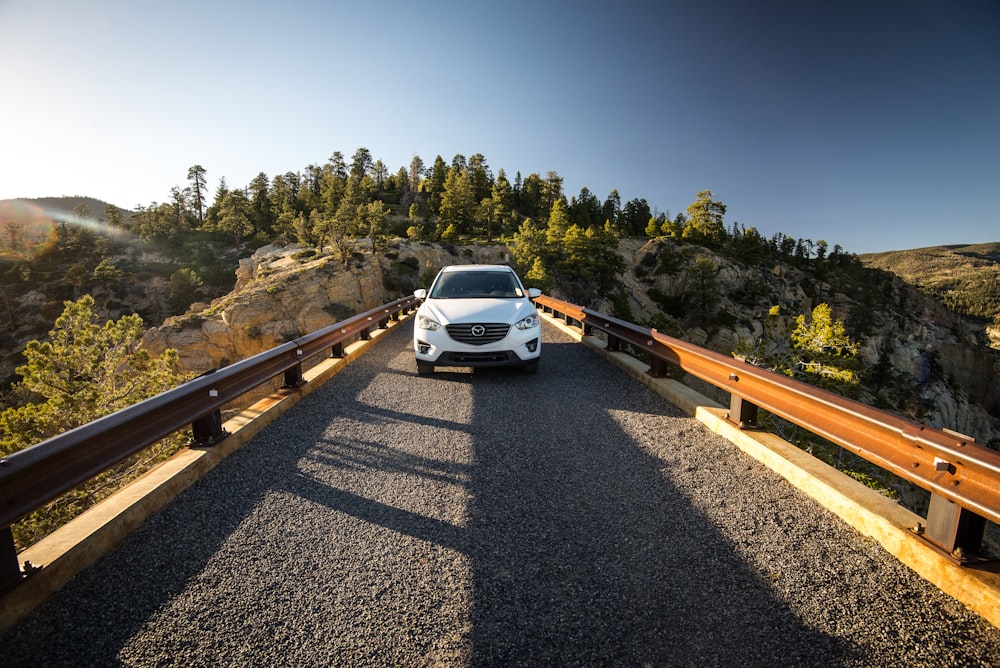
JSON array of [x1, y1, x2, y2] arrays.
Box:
[[462, 332, 864, 665]]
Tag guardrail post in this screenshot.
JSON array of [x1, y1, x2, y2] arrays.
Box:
[[1, 527, 22, 594], [283, 363, 304, 388], [728, 395, 759, 428], [649, 355, 669, 378], [606, 333, 622, 352], [330, 341, 345, 358], [920, 493, 986, 561], [191, 409, 227, 446]]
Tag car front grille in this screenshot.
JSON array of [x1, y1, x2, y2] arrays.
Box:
[[446, 322, 511, 345]]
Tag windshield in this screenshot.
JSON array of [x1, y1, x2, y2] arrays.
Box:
[[429, 271, 524, 299]]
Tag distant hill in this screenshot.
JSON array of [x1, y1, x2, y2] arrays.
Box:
[[0, 196, 128, 218], [860, 243, 1000, 323]]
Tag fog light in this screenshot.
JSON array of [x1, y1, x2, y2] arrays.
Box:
[[417, 341, 431, 355], [526, 338, 538, 353]]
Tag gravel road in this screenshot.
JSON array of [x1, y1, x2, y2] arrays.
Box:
[[2, 319, 999, 666]]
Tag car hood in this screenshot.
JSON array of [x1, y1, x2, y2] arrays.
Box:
[[422, 298, 534, 324]]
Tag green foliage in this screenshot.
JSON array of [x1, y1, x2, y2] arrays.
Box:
[[735, 303, 862, 394], [0, 296, 189, 548], [524, 256, 551, 292], [169, 267, 203, 311], [684, 256, 721, 326], [1, 296, 186, 451], [791, 303, 862, 386], [383, 256, 421, 294], [439, 167, 476, 234], [682, 190, 726, 246], [646, 287, 686, 317], [91, 258, 126, 283]]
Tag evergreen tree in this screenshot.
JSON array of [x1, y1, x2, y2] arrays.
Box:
[[685, 256, 721, 326], [169, 267, 203, 312], [321, 153, 348, 218], [215, 189, 254, 248], [248, 172, 274, 238], [439, 167, 476, 234], [619, 198, 651, 237], [408, 155, 425, 206], [1, 296, 185, 453], [569, 187, 603, 228], [0, 296, 187, 547], [510, 218, 546, 272], [361, 200, 389, 254], [187, 165, 208, 227], [468, 153, 493, 203], [544, 198, 571, 248], [602, 189, 621, 227], [425, 155, 448, 215], [349, 147, 373, 182], [682, 190, 727, 246]]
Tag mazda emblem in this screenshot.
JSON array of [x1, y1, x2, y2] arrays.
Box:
[[471, 325, 486, 337]]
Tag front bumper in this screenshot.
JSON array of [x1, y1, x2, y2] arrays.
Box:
[[414, 331, 540, 368]]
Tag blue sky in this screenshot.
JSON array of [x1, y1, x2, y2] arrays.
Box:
[[1, 0, 997, 254]]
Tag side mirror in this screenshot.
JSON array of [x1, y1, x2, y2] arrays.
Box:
[[414, 289, 427, 300], [527, 288, 542, 299]]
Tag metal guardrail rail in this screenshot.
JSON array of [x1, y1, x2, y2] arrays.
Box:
[[534, 294, 1000, 564], [0, 296, 419, 593]]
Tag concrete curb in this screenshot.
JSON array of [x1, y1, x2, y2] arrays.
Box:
[[541, 312, 1000, 628], [0, 317, 410, 633]]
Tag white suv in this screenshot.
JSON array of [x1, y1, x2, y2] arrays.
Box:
[[412, 264, 542, 375]]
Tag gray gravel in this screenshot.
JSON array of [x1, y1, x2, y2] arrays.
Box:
[[2, 320, 999, 666]]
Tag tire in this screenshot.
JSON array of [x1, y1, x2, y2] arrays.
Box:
[[416, 360, 435, 376]]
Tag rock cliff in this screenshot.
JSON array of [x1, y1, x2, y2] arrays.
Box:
[[612, 238, 1000, 447]]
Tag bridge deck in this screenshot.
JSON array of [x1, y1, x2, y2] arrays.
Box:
[[3, 321, 999, 665]]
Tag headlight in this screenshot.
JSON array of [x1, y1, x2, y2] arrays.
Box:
[[417, 314, 441, 331], [514, 314, 540, 330]]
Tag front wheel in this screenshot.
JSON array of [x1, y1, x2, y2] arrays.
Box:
[[416, 360, 435, 375]]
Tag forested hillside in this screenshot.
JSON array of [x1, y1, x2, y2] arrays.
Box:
[[861, 244, 1000, 348], [0, 148, 815, 382]]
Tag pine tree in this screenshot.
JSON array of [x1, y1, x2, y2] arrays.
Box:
[[1, 296, 186, 455], [682, 190, 727, 246]]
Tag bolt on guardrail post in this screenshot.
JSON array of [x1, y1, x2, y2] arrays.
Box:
[[1, 527, 22, 594], [191, 409, 227, 446], [918, 493, 987, 562]]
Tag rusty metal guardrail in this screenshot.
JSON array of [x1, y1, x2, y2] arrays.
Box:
[[534, 294, 1000, 564], [0, 295, 419, 593]]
